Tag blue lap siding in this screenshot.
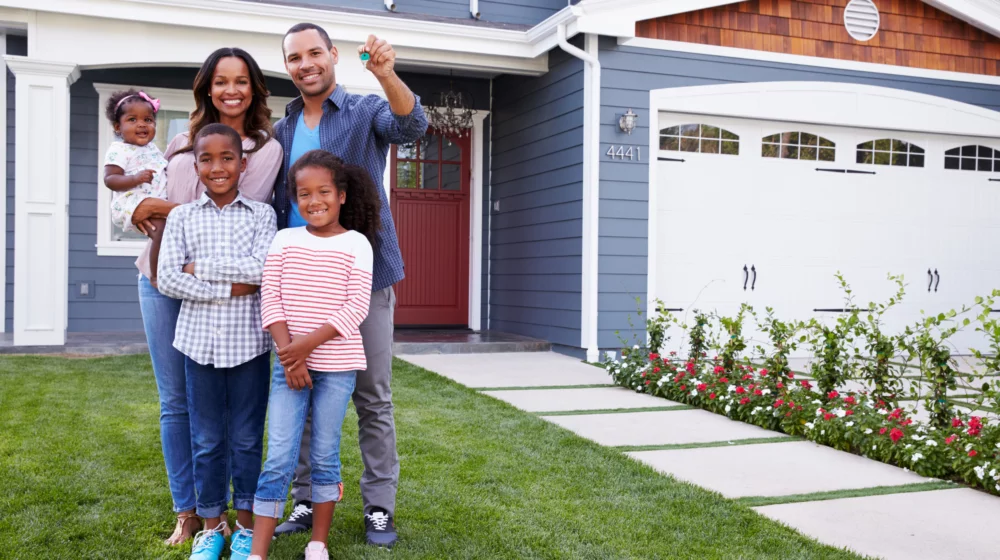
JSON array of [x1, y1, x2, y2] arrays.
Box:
[[596, 35, 1000, 351], [4, 35, 26, 333], [489, 45, 585, 352], [248, 0, 567, 26]]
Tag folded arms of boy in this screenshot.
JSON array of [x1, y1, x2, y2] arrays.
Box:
[[187, 208, 278, 284]]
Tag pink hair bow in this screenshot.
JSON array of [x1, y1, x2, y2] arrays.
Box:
[[115, 91, 160, 113]]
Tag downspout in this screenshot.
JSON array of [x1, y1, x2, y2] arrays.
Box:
[[557, 24, 600, 363]]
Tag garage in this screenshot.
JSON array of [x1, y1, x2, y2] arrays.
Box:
[[651, 99, 1000, 355]]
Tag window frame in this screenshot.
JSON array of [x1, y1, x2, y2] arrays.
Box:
[[93, 83, 294, 257]]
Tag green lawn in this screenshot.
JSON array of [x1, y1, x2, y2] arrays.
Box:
[[0, 355, 864, 559]]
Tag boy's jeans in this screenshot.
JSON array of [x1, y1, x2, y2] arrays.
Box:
[[186, 352, 270, 518], [254, 359, 356, 518]]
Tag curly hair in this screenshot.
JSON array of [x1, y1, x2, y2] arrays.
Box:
[[177, 48, 273, 155], [104, 88, 155, 126], [288, 150, 381, 245], [193, 123, 244, 158]]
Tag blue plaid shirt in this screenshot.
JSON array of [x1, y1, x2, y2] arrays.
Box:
[[272, 85, 428, 292]]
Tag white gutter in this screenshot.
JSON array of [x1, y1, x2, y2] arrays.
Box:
[[557, 24, 601, 363]]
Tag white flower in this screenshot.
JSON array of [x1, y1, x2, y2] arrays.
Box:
[[925, 440, 938, 447], [990, 469, 998, 478], [878, 409, 888, 415], [762, 388, 771, 396], [873, 445, 878, 450], [975, 466, 985, 480], [821, 430, 826, 435], [996, 442, 1000, 450], [911, 435, 926, 441], [815, 409, 824, 417], [728, 385, 736, 393], [836, 409, 847, 418], [905, 444, 913, 450], [865, 429, 873, 435], [911, 452, 924, 462], [725, 405, 732, 413], [846, 421, 855, 428], [812, 399, 822, 405], [633, 344, 640, 350], [805, 422, 815, 430], [691, 389, 699, 396], [966, 443, 974, 452]]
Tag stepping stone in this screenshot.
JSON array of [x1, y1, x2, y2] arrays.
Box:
[[755, 488, 1000, 560], [483, 387, 679, 413], [399, 352, 610, 388], [628, 441, 927, 498], [543, 409, 786, 447]]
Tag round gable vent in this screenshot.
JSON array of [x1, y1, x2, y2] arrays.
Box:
[[844, 0, 880, 42]]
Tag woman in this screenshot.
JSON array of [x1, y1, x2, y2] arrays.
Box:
[[131, 47, 283, 546]]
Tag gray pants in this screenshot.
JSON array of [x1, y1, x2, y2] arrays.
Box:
[[290, 287, 398, 515]]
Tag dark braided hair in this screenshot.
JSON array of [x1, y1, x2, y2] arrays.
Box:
[[104, 88, 155, 126], [288, 150, 381, 245]]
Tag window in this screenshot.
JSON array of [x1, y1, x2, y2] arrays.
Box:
[[94, 83, 292, 256], [944, 145, 1000, 172], [762, 132, 835, 161], [394, 132, 464, 191], [857, 139, 924, 167], [660, 124, 739, 155]]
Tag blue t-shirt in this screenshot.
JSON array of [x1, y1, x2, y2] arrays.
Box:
[[286, 112, 322, 227]]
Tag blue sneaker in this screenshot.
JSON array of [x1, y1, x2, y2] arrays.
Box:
[[229, 523, 254, 560], [189, 522, 227, 560]]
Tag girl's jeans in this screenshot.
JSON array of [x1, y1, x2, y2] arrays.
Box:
[[138, 275, 196, 513], [186, 352, 271, 518], [253, 358, 356, 518]]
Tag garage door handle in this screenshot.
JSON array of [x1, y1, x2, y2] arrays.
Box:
[[743, 265, 749, 291], [934, 269, 940, 292], [658, 157, 685, 163], [927, 269, 933, 292], [751, 265, 757, 291]]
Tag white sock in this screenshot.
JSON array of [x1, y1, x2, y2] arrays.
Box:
[[307, 541, 326, 551]]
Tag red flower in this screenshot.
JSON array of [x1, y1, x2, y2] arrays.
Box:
[[713, 365, 725, 374], [823, 413, 834, 421], [969, 416, 983, 429], [946, 435, 958, 444], [649, 353, 659, 360], [844, 396, 856, 405], [845, 409, 854, 416], [697, 383, 707, 391], [685, 362, 695, 373], [773, 399, 784, 408], [800, 380, 813, 389], [967, 427, 981, 437], [878, 400, 886, 408], [736, 386, 746, 394], [760, 369, 769, 376], [828, 391, 839, 399], [788, 372, 795, 379], [653, 367, 661, 373], [719, 377, 729, 383], [889, 428, 904, 443], [754, 389, 763, 396], [776, 382, 785, 389], [644, 380, 650, 385], [888, 409, 903, 420], [951, 418, 963, 428], [740, 397, 750, 405], [709, 393, 717, 400], [742, 374, 753, 381], [669, 351, 677, 356], [900, 418, 912, 427], [680, 385, 686, 390], [879, 427, 888, 435], [969, 450, 978, 457], [786, 412, 793, 417]]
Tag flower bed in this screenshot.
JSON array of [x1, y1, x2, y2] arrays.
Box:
[[606, 349, 1000, 494]]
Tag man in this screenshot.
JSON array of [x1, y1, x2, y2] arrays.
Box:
[[270, 22, 427, 549]]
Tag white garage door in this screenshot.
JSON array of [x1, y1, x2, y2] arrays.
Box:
[[654, 113, 1000, 354]]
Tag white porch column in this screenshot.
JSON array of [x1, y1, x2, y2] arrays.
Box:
[[5, 57, 79, 346]]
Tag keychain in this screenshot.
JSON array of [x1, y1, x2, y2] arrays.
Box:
[[360, 51, 370, 68]]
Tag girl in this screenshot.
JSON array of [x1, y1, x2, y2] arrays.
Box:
[[103, 89, 169, 281], [239, 150, 380, 560], [130, 47, 283, 548]]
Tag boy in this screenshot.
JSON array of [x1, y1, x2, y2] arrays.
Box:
[[157, 123, 277, 560]]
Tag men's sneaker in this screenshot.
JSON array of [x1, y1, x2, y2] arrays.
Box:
[[273, 501, 313, 538], [364, 508, 398, 549], [228, 523, 253, 560], [304, 541, 329, 560], [189, 522, 227, 560]]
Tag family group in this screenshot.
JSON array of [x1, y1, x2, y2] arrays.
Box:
[[103, 21, 428, 560]]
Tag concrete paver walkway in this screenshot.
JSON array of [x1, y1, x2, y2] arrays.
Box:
[[398, 351, 999, 560]]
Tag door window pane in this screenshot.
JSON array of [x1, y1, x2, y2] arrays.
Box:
[[421, 162, 439, 189], [396, 161, 418, 189], [442, 137, 462, 162], [442, 164, 462, 191], [422, 134, 441, 162]]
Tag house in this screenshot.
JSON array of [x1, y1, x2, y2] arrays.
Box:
[[2, 0, 999, 360]]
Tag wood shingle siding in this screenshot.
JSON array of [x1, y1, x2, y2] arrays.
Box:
[[636, 0, 1000, 76]]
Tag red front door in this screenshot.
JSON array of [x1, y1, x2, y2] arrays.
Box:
[[390, 130, 471, 326]]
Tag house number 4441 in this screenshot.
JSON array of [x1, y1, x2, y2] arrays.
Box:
[[606, 145, 641, 161]]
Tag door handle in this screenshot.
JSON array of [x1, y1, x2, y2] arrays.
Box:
[[934, 269, 940, 292], [927, 269, 933, 292], [751, 265, 757, 291], [743, 265, 749, 291]]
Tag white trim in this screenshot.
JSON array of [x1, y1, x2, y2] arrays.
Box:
[[6, 56, 79, 346], [558, 26, 601, 362], [486, 79, 493, 330], [468, 111, 489, 330], [0, 32, 6, 332], [92, 82, 295, 257], [622, 37, 1000, 88], [650, 81, 1000, 138]]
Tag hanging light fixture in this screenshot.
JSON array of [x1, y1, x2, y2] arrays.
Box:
[[427, 79, 476, 137]]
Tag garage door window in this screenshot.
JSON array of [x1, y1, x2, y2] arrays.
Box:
[[660, 124, 739, 155], [762, 132, 835, 161], [857, 139, 924, 167], [944, 145, 999, 172]]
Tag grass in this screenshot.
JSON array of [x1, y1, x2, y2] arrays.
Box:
[[533, 405, 694, 416], [614, 436, 800, 452], [736, 481, 959, 508], [0, 355, 866, 559]]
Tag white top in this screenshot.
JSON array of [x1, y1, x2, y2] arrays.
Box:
[[104, 140, 168, 232]]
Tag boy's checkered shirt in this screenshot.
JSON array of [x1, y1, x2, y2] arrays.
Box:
[[157, 192, 277, 368]]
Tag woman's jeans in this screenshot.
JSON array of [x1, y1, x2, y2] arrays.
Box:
[[138, 275, 196, 513], [254, 359, 356, 518], [186, 352, 271, 518]]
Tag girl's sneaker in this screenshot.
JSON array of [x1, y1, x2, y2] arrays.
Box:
[[189, 522, 227, 560], [229, 523, 254, 560], [305, 541, 329, 560]]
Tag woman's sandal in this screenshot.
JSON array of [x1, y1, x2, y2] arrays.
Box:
[[165, 511, 202, 546]]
